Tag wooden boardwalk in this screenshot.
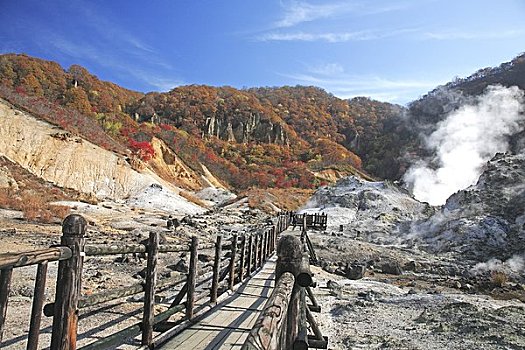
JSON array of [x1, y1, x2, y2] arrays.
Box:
[[158, 258, 276, 350]]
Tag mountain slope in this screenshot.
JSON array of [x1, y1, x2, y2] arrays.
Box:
[[0, 54, 403, 192], [1, 52, 524, 195]]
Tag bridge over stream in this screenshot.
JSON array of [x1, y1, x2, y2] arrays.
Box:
[[0, 212, 328, 350]]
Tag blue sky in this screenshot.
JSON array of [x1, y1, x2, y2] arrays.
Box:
[[1, 0, 524, 104]]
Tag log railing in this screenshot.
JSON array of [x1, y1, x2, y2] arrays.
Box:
[[243, 218, 327, 350], [0, 211, 293, 350], [292, 213, 327, 231]]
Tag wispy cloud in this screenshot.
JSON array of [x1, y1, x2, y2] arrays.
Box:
[[131, 70, 184, 92], [282, 70, 444, 104], [275, 1, 411, 28], [258, 28, 417, 42], [275, 1, 350, 28], [49, 36, 183, 91], [423, 29, 525, 40], [38, 0, 181, 91], [307, 62, 344, 75]]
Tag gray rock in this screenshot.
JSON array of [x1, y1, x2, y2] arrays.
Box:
[[345, 263, 366, 280], [380, 261, 403, 275]]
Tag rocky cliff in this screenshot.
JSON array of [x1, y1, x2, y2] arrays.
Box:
[[0, 98, 203, 211], [204, 113, 288, 144]]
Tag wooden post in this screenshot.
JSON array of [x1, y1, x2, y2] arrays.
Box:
[[238, 235, 246, 282], [253, 234, 259, 271], [247, 235, 253, 275], [50, 214, 86, 350], [141, 231, 159, 346], [27, 261, 48, 350], [257, 234, 263, 268], [272, 226, 277, 253], [186, 236, 198, 320], [0, 267, 13, 343], [229, 234, 238, 290], [306, 306, 325, 341], [266, 230, 271, 258], [210, 235, 222, 303], [261, 231, 267, 263], [293, 288, 308, 350], [306, 286, 321, 313]]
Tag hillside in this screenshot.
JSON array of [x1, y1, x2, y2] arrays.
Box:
[[0, 54, 403, 194], [1, 52, 525, 199]]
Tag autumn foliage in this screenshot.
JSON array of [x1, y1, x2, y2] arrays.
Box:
[[0, 53, 412, 190]]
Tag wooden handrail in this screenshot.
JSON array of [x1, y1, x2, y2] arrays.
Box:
[[1, 211, 291, 350], [242, 272, 295, 350], [243, 214, 327, 350], [0, 247, 72, 269]]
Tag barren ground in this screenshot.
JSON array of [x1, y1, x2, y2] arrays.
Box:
[[1, 205, 524, 349]]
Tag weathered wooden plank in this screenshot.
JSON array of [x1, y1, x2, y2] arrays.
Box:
[[238, 235, 246, 282], [156, 259, 277, 350], [27, 261, 48, 350], [247, 235, 253, 275], [210, 235, 222, 303], [186, 236, 198, 320], [0, 247, 71, 269], [50, 214, 87, 350], [142, 231, 159, 346], [241, 272, 295, 350], [229, 235, 238, 290], [0, 267, 13, 343], [79, 304, 185, 350]]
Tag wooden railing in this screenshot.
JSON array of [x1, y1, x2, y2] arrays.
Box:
[[0, 211, 293, 350], [243, 218, 328, 350], [293, 213, 327, 231]]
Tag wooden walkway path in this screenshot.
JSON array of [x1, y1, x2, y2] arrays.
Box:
[[158, 258, 276, 350]]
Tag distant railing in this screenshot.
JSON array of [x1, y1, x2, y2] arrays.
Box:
[[0, 211, 293, 350], [292, 213, 327, 231], [243, 217, 328, 350]]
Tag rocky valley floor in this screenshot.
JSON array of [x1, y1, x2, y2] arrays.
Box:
[[1, 197, 524, 349], [308, 229, 525, 350]]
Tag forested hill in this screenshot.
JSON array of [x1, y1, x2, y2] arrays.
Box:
[[0, 53, 408, 190], [1, 52, 524, 191]]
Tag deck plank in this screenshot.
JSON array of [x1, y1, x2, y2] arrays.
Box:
[[158, 258, 276, 350]]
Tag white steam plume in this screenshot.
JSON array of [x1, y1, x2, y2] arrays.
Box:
[[471, 254, 525, 274], [404, 85, 524, 205]]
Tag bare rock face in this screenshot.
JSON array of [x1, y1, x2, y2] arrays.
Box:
[[301, 176, 432, 241], [0, 165, 18, 190], [0, 100, 199, 206], [149, 137, 207, 191], [204, 113, 288, 145]]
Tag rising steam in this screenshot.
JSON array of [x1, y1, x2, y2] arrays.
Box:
[[404, 85, 525, 205]]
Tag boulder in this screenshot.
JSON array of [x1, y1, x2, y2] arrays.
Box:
[[381, 261, 403, 275]]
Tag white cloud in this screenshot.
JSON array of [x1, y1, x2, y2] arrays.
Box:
[[423, 29, 525, 40], [275, 1, 411, 28], [50, 36, 183, 91], [282, 71, 443, 104], [258, 28, 417, 42], [275, 1, 348, 28], [131, 70, 184, 92], [307, 63, 344, 75]]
